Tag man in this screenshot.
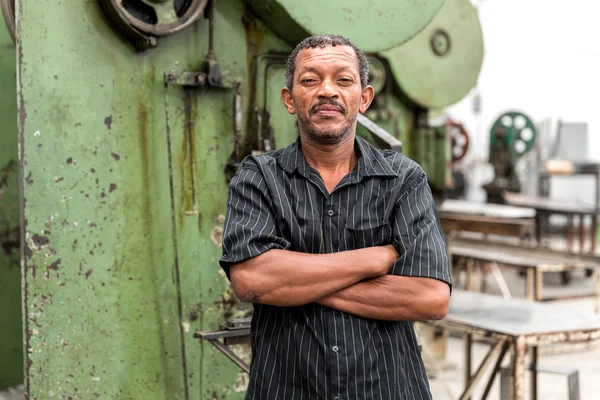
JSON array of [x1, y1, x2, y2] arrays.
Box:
[[221, 34, 451, 400]]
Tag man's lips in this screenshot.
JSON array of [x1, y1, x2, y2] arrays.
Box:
[[312, 105, 343, 115]]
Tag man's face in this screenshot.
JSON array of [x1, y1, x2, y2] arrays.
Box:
[[281, 45, 374, 146]]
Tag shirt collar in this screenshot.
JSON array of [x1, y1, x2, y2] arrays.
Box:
[[276, 135, 397, 179]]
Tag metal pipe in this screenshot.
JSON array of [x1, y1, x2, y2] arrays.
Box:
[[207, 0, 215, 54]]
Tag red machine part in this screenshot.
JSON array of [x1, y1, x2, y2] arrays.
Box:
[[446, 120, 470, 163]]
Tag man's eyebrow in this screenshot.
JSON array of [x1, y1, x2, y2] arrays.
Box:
[[298, 65, 356, 75], [298, 66, 321, 75]]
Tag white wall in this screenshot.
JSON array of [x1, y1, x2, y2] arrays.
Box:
[[446, 0, 600, 202]]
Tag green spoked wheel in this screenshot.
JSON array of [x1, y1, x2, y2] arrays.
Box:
[[490, 111, 536, 157]]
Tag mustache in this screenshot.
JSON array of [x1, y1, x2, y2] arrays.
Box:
[[310, 100, 346, 115]]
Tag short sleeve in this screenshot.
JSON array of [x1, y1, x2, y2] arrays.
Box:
[[389, 170, 452, 288], [220, 161, 291, 279]]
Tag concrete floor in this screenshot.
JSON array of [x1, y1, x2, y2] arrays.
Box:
[[429, 267, 600, 400]]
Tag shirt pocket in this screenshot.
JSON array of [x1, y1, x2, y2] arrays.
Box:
[[344, 209, 393, 249]]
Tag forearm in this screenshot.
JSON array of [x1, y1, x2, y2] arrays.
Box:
[[229, 246, 397, 307], [316, 275, 450, 321]]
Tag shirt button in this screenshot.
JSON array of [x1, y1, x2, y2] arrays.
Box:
[[332, 345, 339, 352], [327, 209, 334, 216]]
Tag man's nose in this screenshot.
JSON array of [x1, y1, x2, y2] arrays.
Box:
[[317, 79, 338, 98]]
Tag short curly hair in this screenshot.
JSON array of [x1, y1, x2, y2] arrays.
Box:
[[285, 34, 369, 89]]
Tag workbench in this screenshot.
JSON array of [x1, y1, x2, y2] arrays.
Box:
[[438, 200, 535, 239], [504, 192, 599, 253], [448, 236, 600, 309], [426, 290, 600, 400]]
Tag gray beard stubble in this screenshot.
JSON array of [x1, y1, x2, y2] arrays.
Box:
[[297, 115, 355, 146]]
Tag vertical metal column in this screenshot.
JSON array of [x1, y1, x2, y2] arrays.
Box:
[[509, 337, 527, 400], [464, 333, 473, 400]]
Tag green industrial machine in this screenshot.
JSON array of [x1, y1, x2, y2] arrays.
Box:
[[0, 0, 483, 398], [483, 111, 536, 203], [0, 0, 21, 391]]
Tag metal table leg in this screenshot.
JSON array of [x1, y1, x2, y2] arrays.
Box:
[[464, 333, 472, 400], [567, 215, 574, 251], [535, 269, 543, 302], [509, 337, 527, 400], [466, 258, 474, 291], [535, 212, 543, 245], [591, 215, 597, 254], [595, 269, 600, 314], [579, 214, 585, 253], [525, 269, 534, 300], [530, 345, 538, 400]]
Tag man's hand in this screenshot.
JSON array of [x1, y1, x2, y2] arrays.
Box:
[[373, 244, 400, 275]]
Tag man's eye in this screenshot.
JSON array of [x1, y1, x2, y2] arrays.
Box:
[[302, 79, 316, 84], [339, 78, 353, 84]]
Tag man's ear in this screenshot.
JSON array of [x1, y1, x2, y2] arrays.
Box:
[[281, 87, 296, 115], [359, 85, 375, 114]]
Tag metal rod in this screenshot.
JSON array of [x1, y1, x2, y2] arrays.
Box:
[[481, 340, 510, 400], [459, 340, 506, 400], [490, 262, 512, 299], [208, 339, 250, 373], [195, 328, 251, 340]]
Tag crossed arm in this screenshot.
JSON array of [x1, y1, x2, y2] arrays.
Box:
[[229, 246, 449, 321], [223, 162, 450, 322]]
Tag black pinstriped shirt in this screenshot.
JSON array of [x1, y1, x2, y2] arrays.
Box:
[[221, 136, 451, 400]]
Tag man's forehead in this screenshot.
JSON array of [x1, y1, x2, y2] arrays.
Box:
[[296, 45, 359, 70]]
